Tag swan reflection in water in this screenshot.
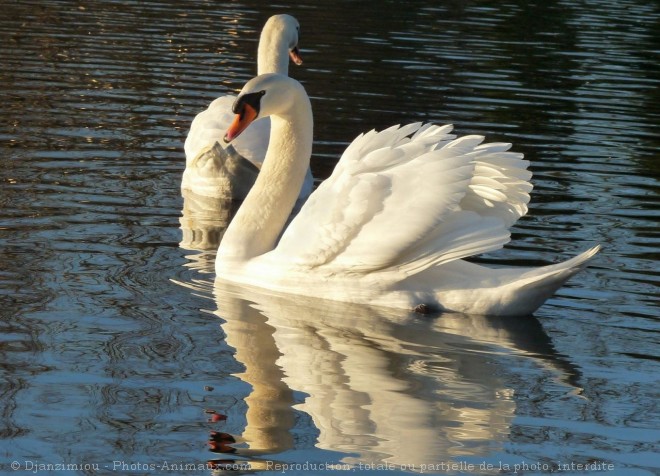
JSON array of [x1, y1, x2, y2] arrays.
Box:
[[179, 187, 241, 253], [206, 280, 581, 472]]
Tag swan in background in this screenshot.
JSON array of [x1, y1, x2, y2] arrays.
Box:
[[217, 73, 600, 317], [182, 14, 313, 199]]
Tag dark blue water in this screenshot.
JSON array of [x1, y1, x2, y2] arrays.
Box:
[[1, 1, 658, 475]]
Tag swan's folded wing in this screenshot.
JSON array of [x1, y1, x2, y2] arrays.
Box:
[[184, 94, 270, 168], [274, 124, 512, 273], [185, 95, 234, 163]]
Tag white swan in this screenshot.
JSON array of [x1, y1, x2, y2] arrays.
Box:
[[216, 73, 600, 316], [182, 14, 313, 199]]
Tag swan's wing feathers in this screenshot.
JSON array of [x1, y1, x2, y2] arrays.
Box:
[[330, 123, 456, 180], [395, 211, 510, 275], [276, 172, 390, 267], [443, 134, 486, 153], [276, 124, 530, 275], [184, 94, 270, 168], [184, 95, 236, 163], [329, 151, 477, 271], [459, 143, 532, 228], [276, 125, 483, 272]]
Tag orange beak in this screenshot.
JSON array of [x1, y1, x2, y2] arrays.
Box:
[[289, 46, 303, 66], [224, 103, 258, 143]]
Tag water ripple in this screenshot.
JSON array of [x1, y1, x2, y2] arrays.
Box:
[[0, 0, 658, 473]]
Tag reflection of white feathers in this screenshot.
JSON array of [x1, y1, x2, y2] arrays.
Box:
[[214, 286, 580, 466], [179, 186, 241, 251], [216, 74, 599, 316], [273, 308, 514, 465]]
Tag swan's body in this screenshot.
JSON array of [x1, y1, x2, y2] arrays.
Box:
[[182, 14, 313, 199], [216, 74, 600, 316]]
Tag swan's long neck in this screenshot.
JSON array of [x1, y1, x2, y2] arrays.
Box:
[[218, 88, 313, 263], [257, 30, 289, 75]]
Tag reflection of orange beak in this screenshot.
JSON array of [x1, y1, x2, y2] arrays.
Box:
[[289, 46, 303, 65], [224, 103, 257, 143]]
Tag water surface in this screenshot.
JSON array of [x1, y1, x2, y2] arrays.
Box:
[[1, 1, 658, 475]]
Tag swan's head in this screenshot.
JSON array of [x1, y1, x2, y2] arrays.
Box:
[[224, 74, 306, 143], [262, 14, 303, 67]]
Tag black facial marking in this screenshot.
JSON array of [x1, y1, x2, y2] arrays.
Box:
[[232, 91, 266, 119]]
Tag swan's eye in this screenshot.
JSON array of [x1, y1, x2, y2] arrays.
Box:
[[232, 91, 265, 119]]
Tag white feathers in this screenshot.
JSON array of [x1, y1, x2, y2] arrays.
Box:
[[184, 96, 271, 171], [275, 123, 530, 274]]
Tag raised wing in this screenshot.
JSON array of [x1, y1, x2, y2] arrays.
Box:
[[460, 142, 532, 228], [274, 123, 531, 275]]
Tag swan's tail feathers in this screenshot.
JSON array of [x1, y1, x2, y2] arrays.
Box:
[[557, 244, 601, 271], [511, 245, 601, 316]]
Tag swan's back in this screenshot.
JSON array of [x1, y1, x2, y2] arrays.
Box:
[[184, 95, 270, 168]]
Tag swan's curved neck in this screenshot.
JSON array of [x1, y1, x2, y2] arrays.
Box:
[[218, 88, 313, 263], [257, 32, 289, 75]]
